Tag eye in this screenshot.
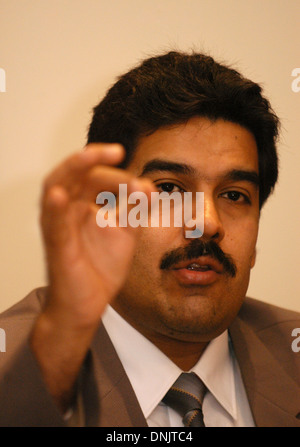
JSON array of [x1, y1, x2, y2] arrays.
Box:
[[221, 191, 250, 204], [156, 182, 184, 193]]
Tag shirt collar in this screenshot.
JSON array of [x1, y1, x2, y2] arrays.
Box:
[[102, 305, 237, 420], [191, 331, 237, 419]]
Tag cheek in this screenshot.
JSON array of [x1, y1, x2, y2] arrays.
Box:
[[136, 226, 178, 257], [130, 228, 171, 279], [225, 218, 259, 270], [250, 248, 256, 268]]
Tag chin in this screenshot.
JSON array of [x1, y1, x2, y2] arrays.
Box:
[[159, 312, 230, 343]]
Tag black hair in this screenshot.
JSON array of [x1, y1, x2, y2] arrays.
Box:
[[88, 51, 279, 208]]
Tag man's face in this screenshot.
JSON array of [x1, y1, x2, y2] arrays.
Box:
[[112, 117, 259, 345]]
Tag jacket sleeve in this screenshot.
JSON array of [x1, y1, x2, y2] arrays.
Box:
[[0, 288, 67, 427]]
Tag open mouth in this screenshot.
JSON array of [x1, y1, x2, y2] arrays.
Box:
[[172, 257, 223, 273], [170, 257, 223, 286], [185, 262, 212, 272]]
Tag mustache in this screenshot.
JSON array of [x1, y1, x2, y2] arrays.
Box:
[[159, 239, 237, 277]]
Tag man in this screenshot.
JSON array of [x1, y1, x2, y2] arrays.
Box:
[[0, 51, 299, 427]]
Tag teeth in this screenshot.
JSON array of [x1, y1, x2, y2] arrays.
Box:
[[187, 263, 210, 271], [188, 263, 201, 268]]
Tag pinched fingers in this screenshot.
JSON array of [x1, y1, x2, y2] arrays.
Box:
[[42, 143, 125, 195], [40, 143, 124, 247], [41, 142, 155, 207], [40, 143, 155, 249]]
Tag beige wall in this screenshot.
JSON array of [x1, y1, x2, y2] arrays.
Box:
[[0, 0, 299, 312]]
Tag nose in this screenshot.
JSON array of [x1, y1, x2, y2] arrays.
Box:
[[183, 193, 224, 242], [202, 195, 225, 242]]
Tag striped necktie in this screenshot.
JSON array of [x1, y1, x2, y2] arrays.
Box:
[[162, 372, 206, 427]]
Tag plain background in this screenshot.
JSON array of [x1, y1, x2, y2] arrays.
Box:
[[0, 0, 299, 313]]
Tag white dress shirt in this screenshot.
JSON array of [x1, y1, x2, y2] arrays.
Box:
[[102, 305, 255, 427]]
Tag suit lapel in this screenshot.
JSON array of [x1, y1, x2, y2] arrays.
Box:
[[80, 308, 300, 427], [81, 323, 148, 427], [230, 317, 300, 427]]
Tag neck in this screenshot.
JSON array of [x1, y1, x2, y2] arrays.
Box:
[[111, 303, 209, 370], [143, 331, 209, 370]]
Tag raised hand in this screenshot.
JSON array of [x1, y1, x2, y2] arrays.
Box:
[[30, 143, 154, 411]]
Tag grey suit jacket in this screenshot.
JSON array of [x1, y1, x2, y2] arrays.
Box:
[[0, 287, 299, 427]]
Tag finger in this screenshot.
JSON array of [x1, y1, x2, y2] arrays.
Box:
[[43, 143, 125, 192], [41, 184, 93, 253], [83, 143, 125, 165], [80, 167, 155, 202], [41, 185, 72, 249]]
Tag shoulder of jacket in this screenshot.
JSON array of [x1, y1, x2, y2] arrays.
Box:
[[0, 287, 48, 321], [238, 297, 300, 332]]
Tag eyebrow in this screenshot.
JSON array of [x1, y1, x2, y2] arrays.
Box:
[[223, 169, 259, 188], [140, 158, 259, 188], [140, 159, 196, 176]]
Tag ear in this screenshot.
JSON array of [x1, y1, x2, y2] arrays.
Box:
[[250, 248, 257, 268]]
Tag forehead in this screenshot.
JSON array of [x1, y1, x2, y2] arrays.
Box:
[[128, 117, 259, 178]]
